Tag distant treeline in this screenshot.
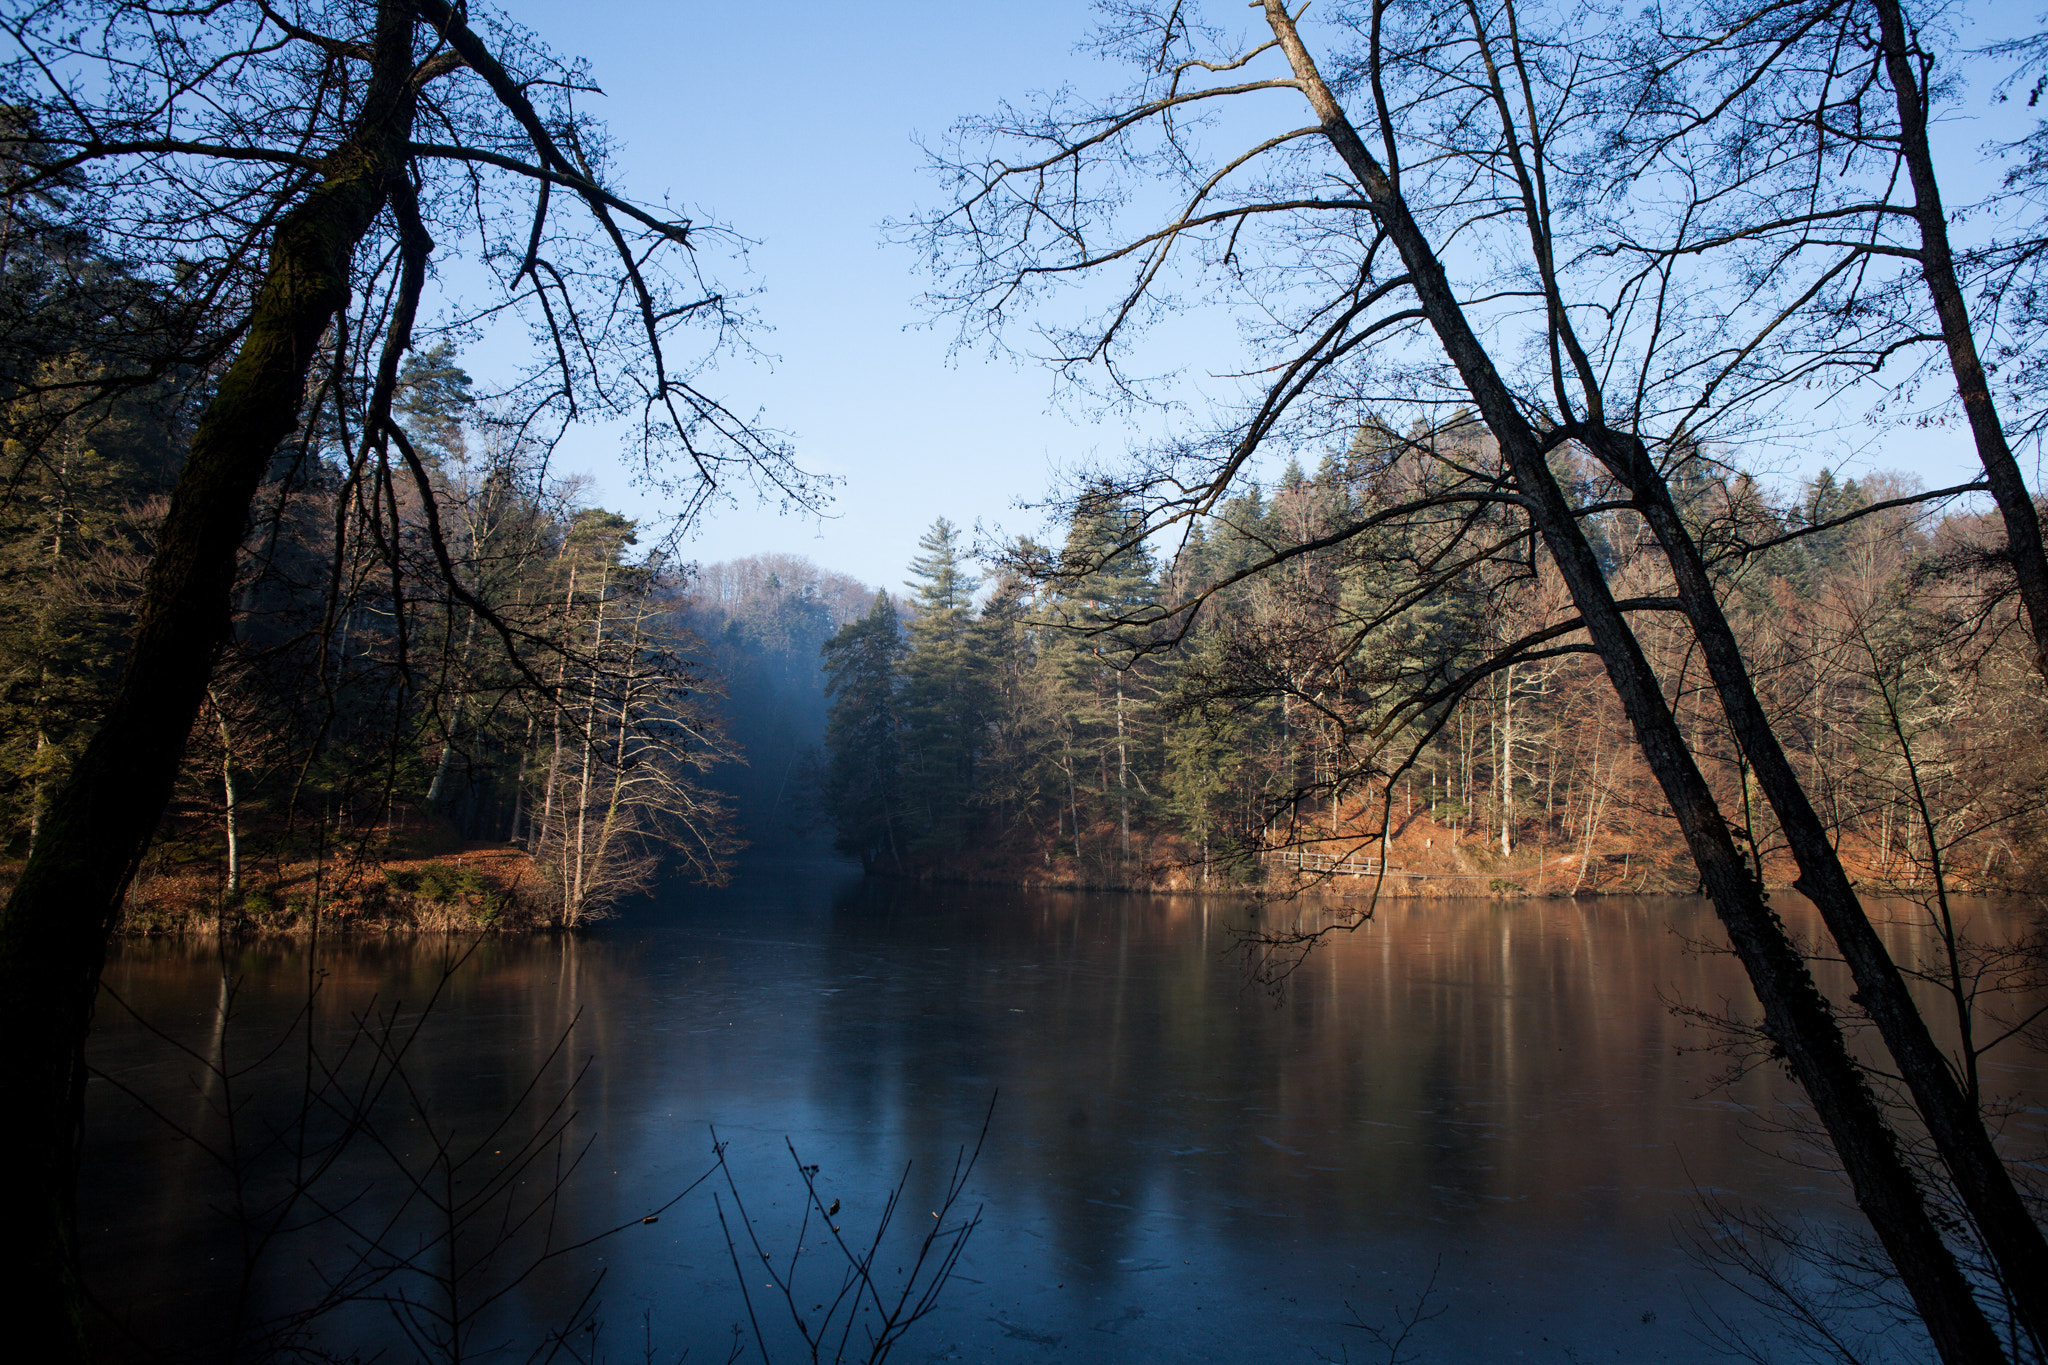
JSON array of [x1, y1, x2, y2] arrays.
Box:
[[819, 424, 2044, 893], [0, 175, 862, 917]]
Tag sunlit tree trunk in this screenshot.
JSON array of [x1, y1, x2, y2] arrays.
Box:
[[211, 690, 240, 900], [540, 561, 578, 898], [570, 563, 611, 918], [1498, 663, 1513, 859], [1115, 680, 1131, 862]]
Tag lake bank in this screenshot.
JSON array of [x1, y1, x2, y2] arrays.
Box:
[[862, 805, 2035, 900], [107, 841, 546, 936]]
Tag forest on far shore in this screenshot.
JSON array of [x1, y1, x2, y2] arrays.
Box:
[[12, 308, 2036, 926], [0, 321, 794, 929], [8, 297, 2039, 927], [816, 433, 2045, 900]]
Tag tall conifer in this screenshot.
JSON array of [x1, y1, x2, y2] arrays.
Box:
[[821, 590, 909, 868], [898, 520, 988, 847]]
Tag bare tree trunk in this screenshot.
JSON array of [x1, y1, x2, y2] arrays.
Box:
[[28, 714, 46, 849], [1874, 0, 2048, 686], [1115, 680, 1131, 862], [0, 7, 421, 1354], [1608, 415, 2048, 1346], [1258, 8, 2005, 1357], [213, 691, 241, 900], [28, 473, 67, 851], [1066, 745, 1084, 864], [581, 604, 648, 909], [1459, 706, 1472, 828], [1573, 754, 1605, 894], [569, 564, 611, 920], [1543, 723, 1558, 841], [509, 714, 535, 845], [1498, 663, 1513, 858], [540, 562, 578, 894], [425, 613, 478, 805]]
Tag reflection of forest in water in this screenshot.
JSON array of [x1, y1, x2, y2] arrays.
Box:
[[84, 869, 2047, 1363]]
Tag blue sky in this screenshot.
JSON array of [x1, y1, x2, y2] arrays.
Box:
[[503, 0, 2041, 591], [512, 0, 1113, 590]]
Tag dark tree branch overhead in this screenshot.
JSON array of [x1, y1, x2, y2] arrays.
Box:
[[907, 1, 2047, 1358], [0, 2, 818, 1356]]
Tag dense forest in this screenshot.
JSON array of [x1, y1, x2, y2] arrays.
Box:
[[0, 124, 862, 918], [0, 268, 881, 927], [1, 320, 750, 927], [0, 193, 871, 928], [0, 95, 770, 931], [821, 445, 2046, 898]]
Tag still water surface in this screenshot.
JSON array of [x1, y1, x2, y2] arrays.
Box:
[[84, 862, 2045, 1362]]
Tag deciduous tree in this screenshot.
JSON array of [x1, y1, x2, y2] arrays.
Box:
[[0, 2, 813, 1353], [904, 1, 2044, 1354]]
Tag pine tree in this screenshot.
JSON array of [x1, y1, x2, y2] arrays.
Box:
[[1163, 627, 1251, 881], [966, 562, 1060, 847], [393, 340, 474, 468]]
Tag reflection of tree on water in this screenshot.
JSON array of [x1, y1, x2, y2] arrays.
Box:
[[85, 884, 2044, 1360], [89, 938, 671, 1359], [804, 888, 1824, 1295]]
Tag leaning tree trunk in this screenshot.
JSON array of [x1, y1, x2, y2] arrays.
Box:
[[0, 8, 420, 1357], [1599, 420, 2048, 1353], [1259, 6, 2005, 1358], [1874, 0, 2048, 687]]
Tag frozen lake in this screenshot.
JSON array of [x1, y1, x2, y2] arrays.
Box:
[[82, 862, 2046, 1362]]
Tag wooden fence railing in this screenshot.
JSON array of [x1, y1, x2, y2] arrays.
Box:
[[1266, 849, 1400, 878]]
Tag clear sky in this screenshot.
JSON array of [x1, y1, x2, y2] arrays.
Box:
[[507, 0, 1117, 591], [500, 0, 2037, 591]]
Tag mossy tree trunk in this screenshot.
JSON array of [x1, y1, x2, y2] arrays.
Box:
[[0, 5, 421, 1356]]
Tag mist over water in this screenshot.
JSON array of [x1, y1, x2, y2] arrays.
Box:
[[84, 863, 2046, 1363]]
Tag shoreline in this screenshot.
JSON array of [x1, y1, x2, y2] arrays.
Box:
[[857, 866, 1699, 900], [107, 842, 551, 939], [79, 845, 2021, 939]]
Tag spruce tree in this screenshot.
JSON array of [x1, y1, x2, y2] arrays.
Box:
[[821, 590, 909, 869], [899, 518, 987, 849], [1047, 491, 1162, 865]]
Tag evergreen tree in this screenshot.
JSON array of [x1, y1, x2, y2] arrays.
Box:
[[394, 340, 474, 468], [967, 561, 1060, 845], [1793, 467, 1872, 590], [1163, 627, 1251, 880], [821, 590, 909, 869], [898, 518, 988, 848], [1047, 490, 1162, 865]]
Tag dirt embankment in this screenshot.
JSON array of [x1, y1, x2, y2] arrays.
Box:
[[879, 807, 2006, 901], [0, 810, 555, 937], [109, 838, 546, 936]]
